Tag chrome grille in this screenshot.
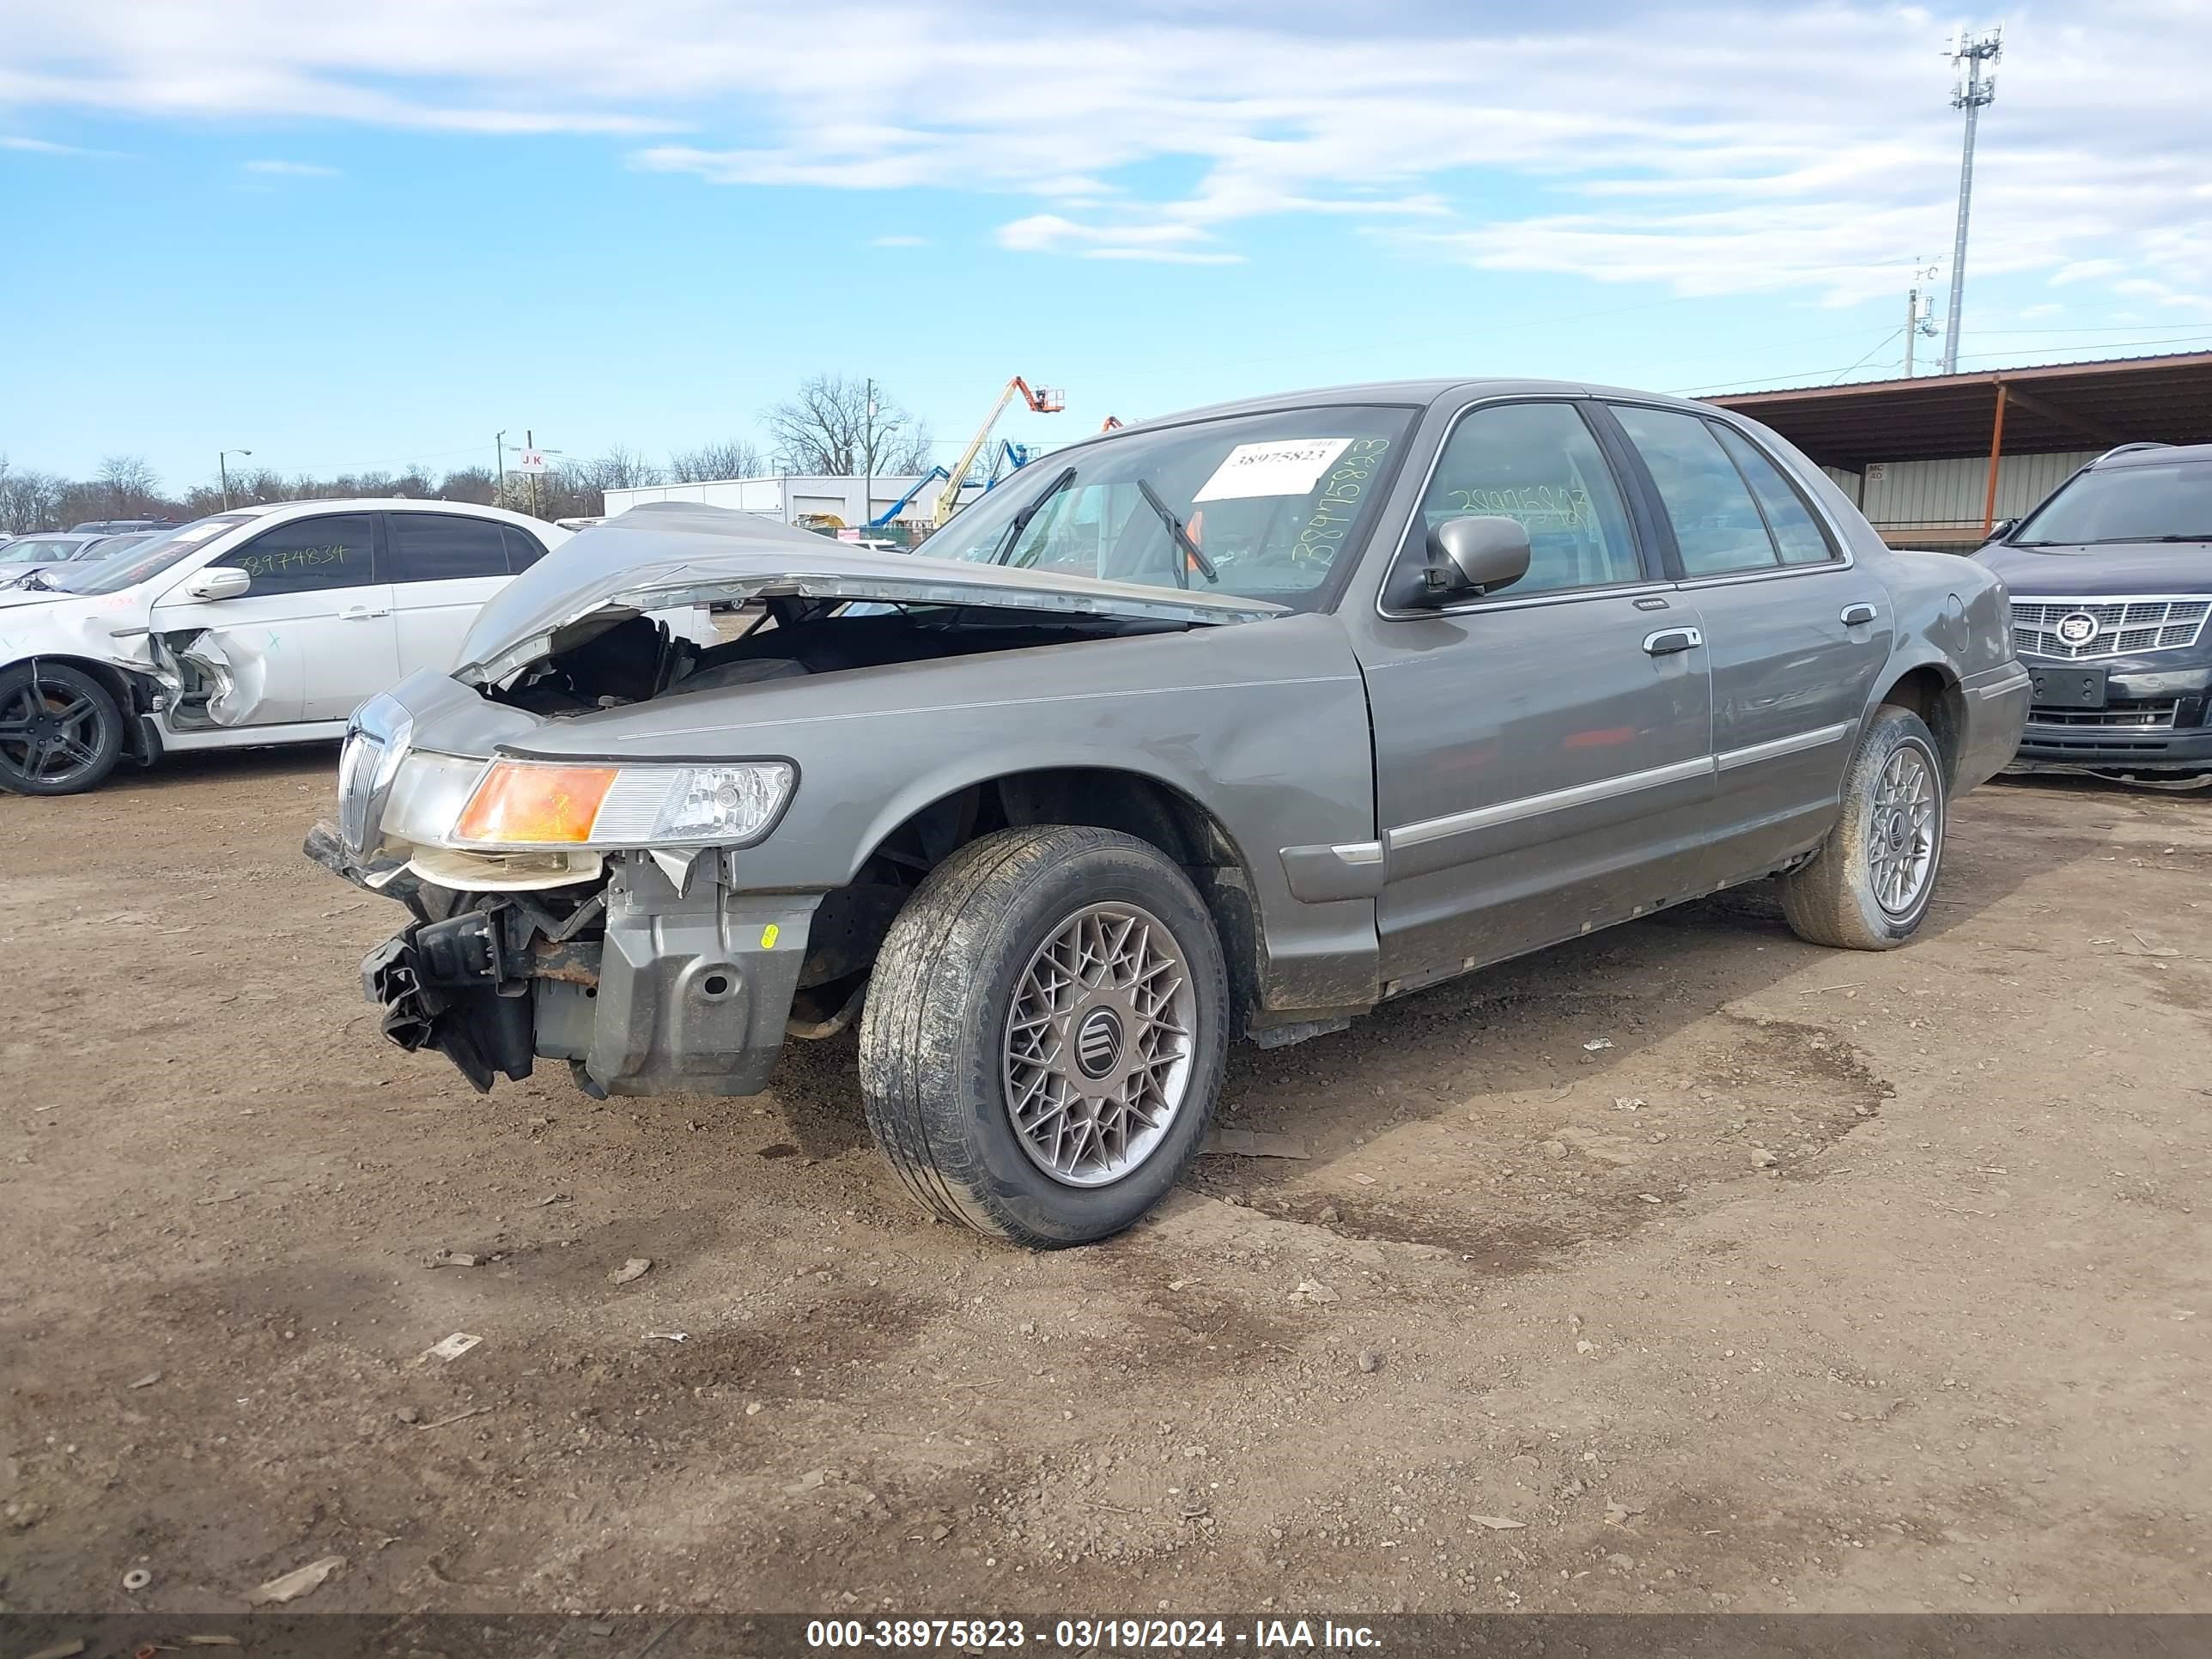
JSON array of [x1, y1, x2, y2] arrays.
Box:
[[2027, 701, 2180, 729], [2011, 595, 2210, 661], [337, 732, 384, 854]]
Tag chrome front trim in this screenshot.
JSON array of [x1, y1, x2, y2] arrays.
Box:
[[1331, 840, 1384, 865], [1974, 668, 2032, 701], [1714, 720, 1854, 772], [2010, 594, 2211, 662], [1386, 754, 1715, 849]]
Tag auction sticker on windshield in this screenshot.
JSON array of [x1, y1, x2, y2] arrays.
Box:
[[1194, 439, 1352, 502]]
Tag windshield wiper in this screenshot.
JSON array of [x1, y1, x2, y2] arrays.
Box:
[[991, 466, 1077, 565], [1134, 480, 1218, 587]]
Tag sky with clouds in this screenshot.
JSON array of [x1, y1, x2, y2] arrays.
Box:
[[4, 0, 2210, 488]]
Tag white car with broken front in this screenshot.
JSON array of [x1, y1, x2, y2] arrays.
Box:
[[0, 499, 711, 796]]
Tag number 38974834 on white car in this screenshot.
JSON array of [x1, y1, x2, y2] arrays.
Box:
[[0, 500, 710, 797]]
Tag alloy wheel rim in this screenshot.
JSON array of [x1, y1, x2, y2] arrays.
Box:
[[0, 678, 106, 785], [1002, 901, 1197, 1188], [1867, 742, 1938, 915]]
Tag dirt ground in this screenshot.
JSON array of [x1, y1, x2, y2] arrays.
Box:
[[3, 748, 2209, 1620]]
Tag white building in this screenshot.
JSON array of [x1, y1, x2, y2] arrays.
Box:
[[602, 474, 981, 533]]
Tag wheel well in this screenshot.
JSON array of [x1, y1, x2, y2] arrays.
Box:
[[7, 654, 147, 716], [829, 768, 1265, 1025], [1877, 665, 1965, 784]]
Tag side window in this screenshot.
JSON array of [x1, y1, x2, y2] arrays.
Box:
[[1710, 424, 1837, 565], [1414, 402, 1641, 597], [212, 514, 376, 596], [501, 525, 548, 572], [386, 514, 510, 583], [1611, 404, 1778, 577]]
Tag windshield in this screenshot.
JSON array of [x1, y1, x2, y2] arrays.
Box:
[[0, 538, 85, 565], [916, 404, 1416, 610], [47, 514, 258, 595], [2013, 458, 2212, 545]]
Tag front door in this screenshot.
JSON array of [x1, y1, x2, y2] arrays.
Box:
[[1601, 403, 1892, 873], [1351, 398, 1714, 988], [149, 510, 394, 726]]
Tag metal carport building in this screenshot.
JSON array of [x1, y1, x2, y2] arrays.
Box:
[[1708, 350, 2212, 549]]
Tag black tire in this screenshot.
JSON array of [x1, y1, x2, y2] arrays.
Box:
[[0, 662, 124, 797], [1780, 706, 1946, 950], [858, 825, 1230, 1248]]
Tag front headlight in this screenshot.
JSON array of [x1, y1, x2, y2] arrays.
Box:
[[451, 757, 795, 850]]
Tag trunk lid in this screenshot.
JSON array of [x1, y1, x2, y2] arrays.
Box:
[[453, 502, 1285, 686]]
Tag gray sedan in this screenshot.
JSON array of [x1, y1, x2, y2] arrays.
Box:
[[312, 378, 2029, 1247]]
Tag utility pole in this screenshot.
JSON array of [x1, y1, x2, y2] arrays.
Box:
[[526, 428, 540, 520], [495, 430, 508, 506], [1941, 27, 2002, 375], [862, 377, 877, 536]]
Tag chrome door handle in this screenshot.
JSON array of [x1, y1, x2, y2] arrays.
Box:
[[1643, 626, 1704, 656], [338, 605, 388, 621], [1840, 603, 1877, 626]]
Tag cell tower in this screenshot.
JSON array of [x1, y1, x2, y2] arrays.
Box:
[[1941, 27, 2002, 375]]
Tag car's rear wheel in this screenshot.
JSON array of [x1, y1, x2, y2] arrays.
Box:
[[1780, 705, 1945, 951], [858, 824, 1228, 1247], [0, 663, 124, 797]]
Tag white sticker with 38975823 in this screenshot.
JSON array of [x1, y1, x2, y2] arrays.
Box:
[[1192, 438, 1353, 502]]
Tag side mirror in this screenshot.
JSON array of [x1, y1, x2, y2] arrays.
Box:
[[183, 566, 252, 601], [1420, 515, 1531, 603], [1980, 519, 2016, 544]]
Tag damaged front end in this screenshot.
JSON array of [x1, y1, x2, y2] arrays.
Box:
[[307, 675, 824, 1099], [310, 504, 1285, 1100]]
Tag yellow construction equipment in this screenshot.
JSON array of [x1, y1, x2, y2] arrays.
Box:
[[933, 377, 1064, 526]]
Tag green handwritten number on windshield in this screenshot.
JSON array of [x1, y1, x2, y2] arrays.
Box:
[[1293, 436, 1391, 564]]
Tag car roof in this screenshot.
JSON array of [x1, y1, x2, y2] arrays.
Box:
[[237, 497, 537, 518], [2093, 441, 2212, 470], [1115, 377, 1724, 434]]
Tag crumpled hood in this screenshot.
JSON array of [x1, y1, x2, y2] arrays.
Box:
[[453, 501, 1286, 686]]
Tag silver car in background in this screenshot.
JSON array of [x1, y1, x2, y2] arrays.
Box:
[[311, 379, 2029, 1247]]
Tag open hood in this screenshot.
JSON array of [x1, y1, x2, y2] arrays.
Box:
[[453, 502, 1286, 686]]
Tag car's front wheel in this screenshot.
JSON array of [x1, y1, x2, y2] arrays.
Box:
[[0, 662, 125, 797], [858, 825, 1229, 1247], [1780, 704, 1946, 950]]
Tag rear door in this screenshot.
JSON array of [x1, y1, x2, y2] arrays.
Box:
[[150, 511, 393, 725], [385, 510, 518, 677], [1349, 398, 1714, 987], [1600, 403, 1890, 872]]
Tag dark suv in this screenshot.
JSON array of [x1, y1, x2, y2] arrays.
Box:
[[1978, 442, 2212, 781]]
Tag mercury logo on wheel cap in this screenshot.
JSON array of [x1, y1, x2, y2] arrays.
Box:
[[1074, 1007, 1124, 1079], [2055, 611, 2100, 647]]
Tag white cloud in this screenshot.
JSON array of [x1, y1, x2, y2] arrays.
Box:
[[994, 213, 1244, 264], [2, 133, 124, 156], [243, 158, 337, 176], [3, 0, 2208, 310]]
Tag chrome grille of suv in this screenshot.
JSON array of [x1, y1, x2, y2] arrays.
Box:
[[2011, 596, 2211, 661]]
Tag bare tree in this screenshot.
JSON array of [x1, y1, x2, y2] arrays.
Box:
[[580, 446, 665, 492], [763, 375, 933, 477], [96, 454, 161, 516], [436, 466, 497, 506], [668, 439, 766, 483], [0, 456, 68, 534]]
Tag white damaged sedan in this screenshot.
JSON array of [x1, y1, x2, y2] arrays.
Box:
[[0, 498, 709, 796]]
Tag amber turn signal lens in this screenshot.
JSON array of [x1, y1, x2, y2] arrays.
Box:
[[454, 762, 620, 846]]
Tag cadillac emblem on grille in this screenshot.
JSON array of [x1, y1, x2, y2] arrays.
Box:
[[2055, 611, 2100, 647]]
